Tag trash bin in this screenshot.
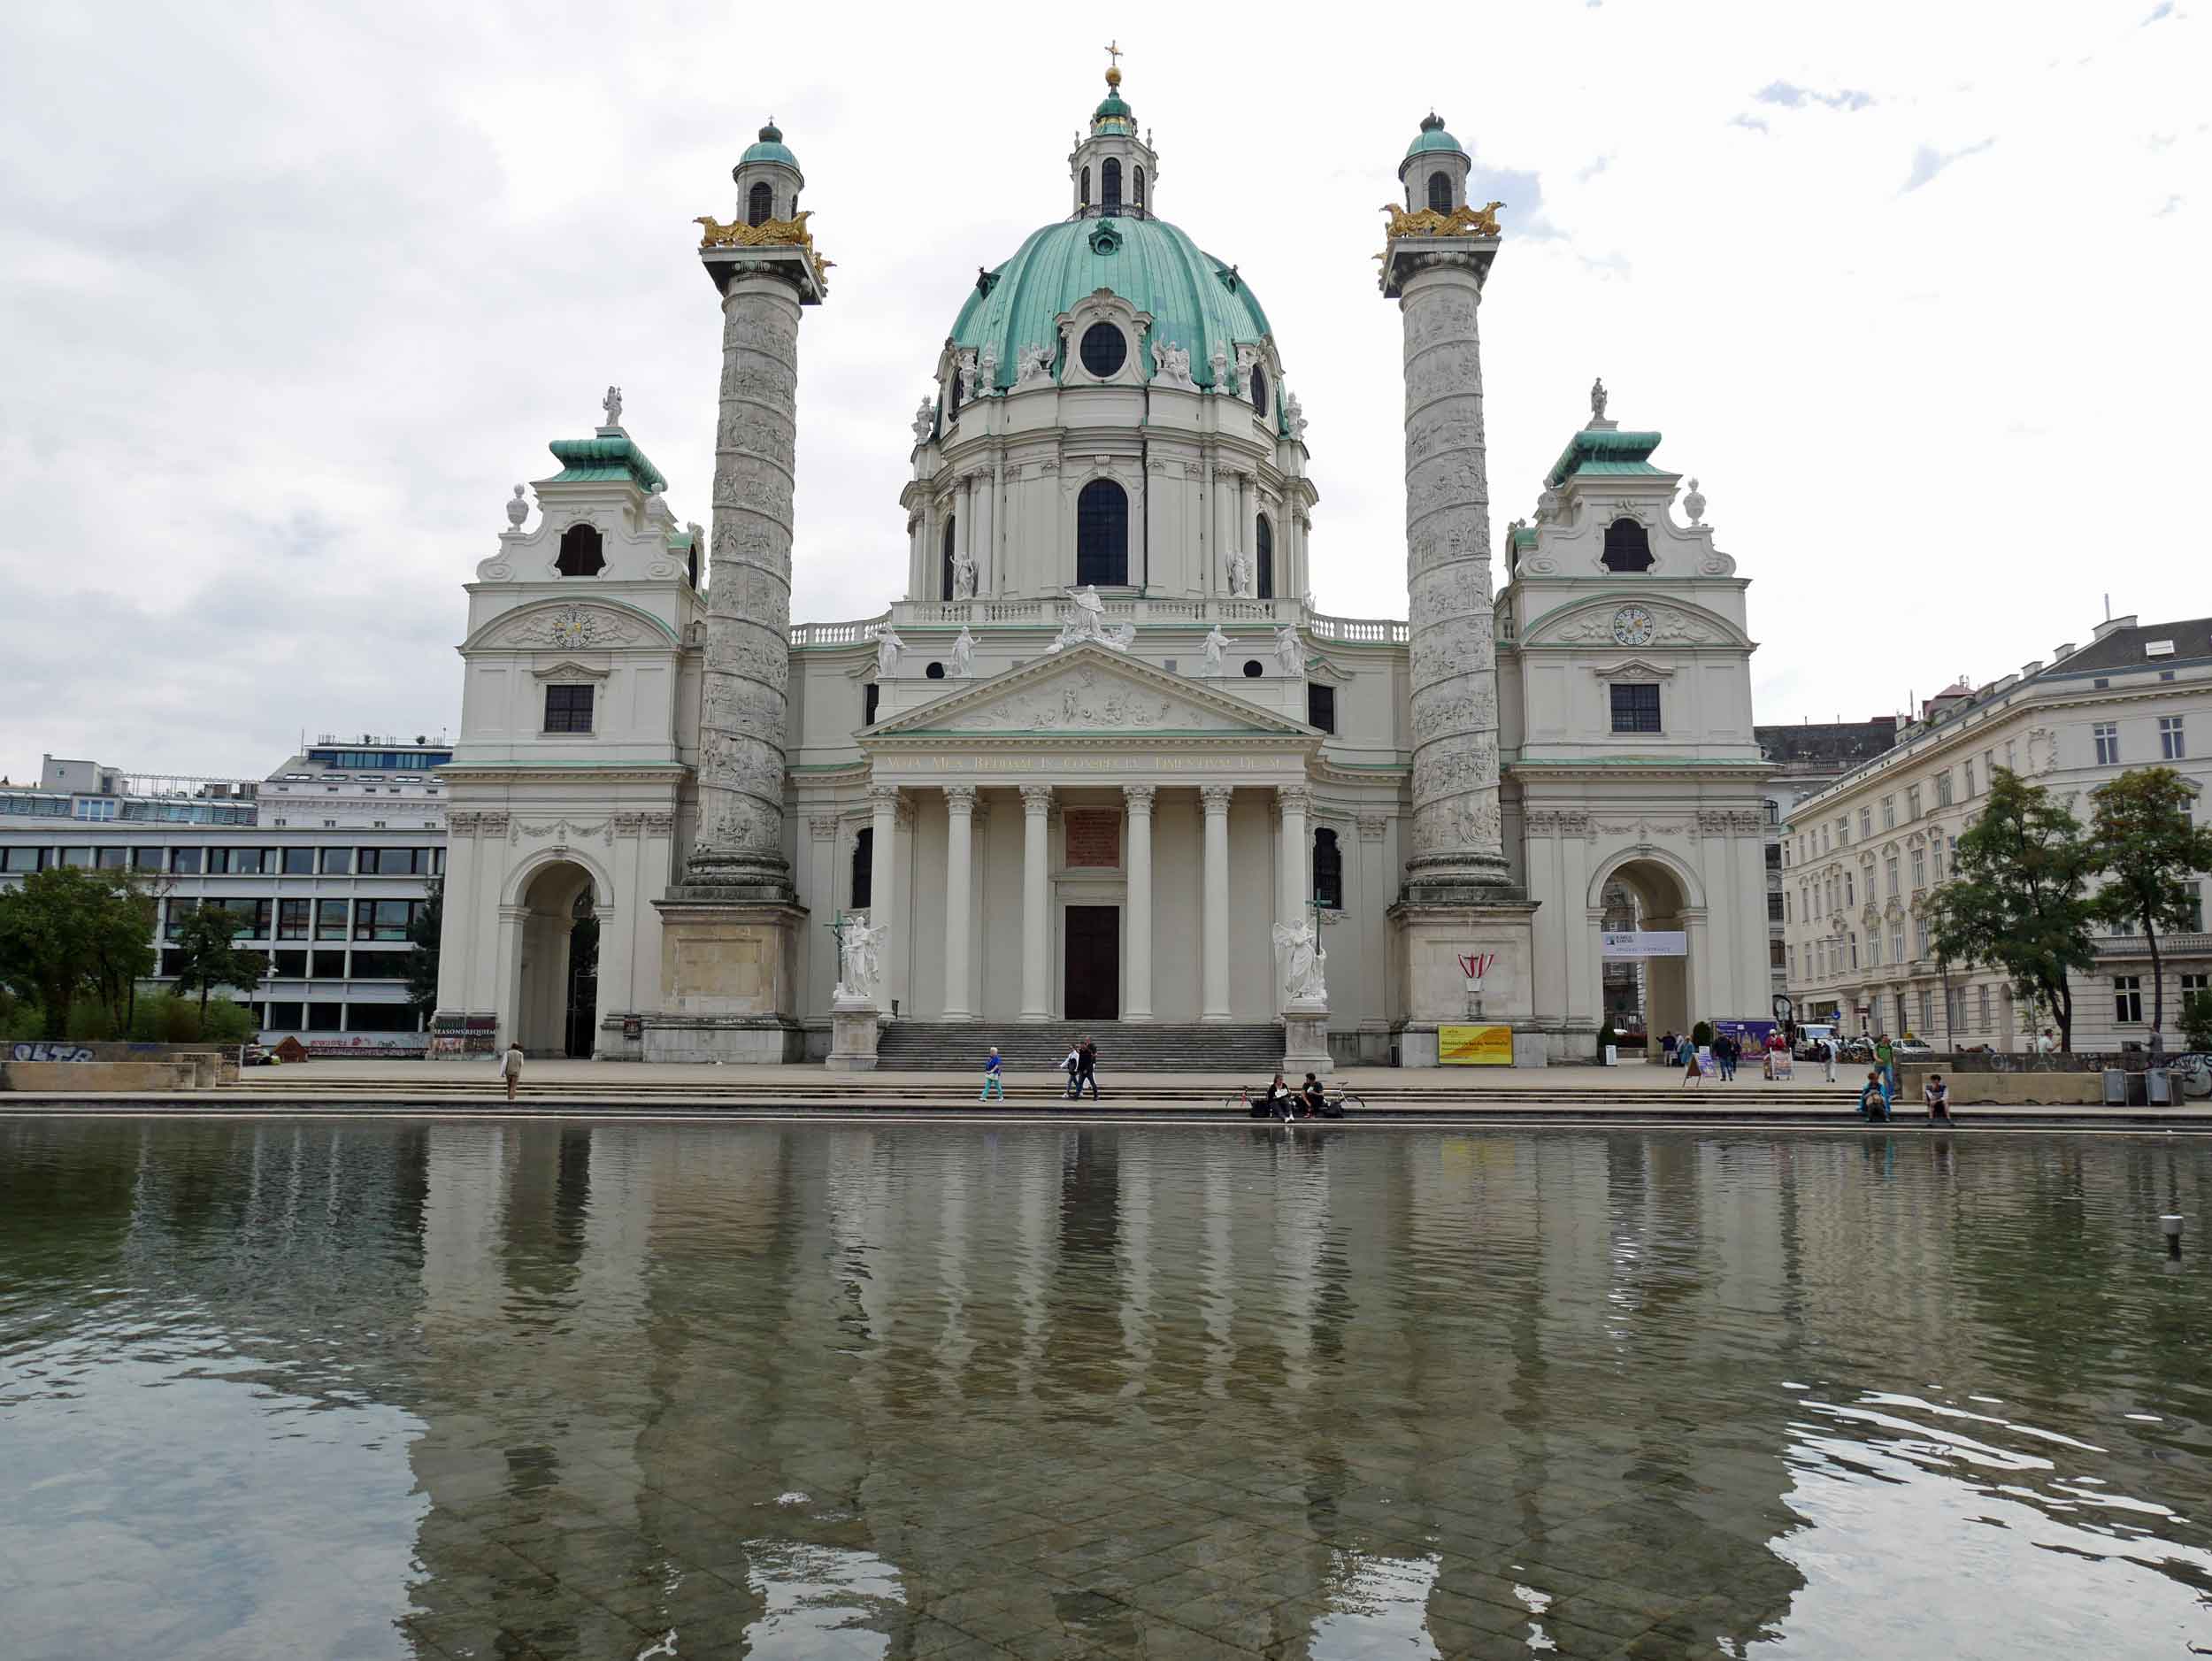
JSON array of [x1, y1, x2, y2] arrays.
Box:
[[2103, 1068, 2126, 1105], [2147, 1068, 2174, 1107]]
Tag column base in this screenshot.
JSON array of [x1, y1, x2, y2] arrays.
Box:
[[1390, 897, 1541, 1065], [826, 998, 883, 1071], [644, 899, 807, 1062]]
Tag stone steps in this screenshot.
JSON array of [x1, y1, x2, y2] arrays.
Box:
[[875, 1022, 1286, 1073]]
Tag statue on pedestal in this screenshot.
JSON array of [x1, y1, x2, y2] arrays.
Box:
[[1201, 620, 1235, 677], [834, 916, 886, 1004], [950, 625, 976, 678], [1273, 624, 1305, 680], [1271, 919, 1328, 1004], [951, 548, 977, 599], [1588, 376, 1608, 423], [602, 385, 624, 428], [875, 625, 905, 680], [1226, 548, 1251, 598]]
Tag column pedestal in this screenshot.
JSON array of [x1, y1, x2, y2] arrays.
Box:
[[1389, 899, 1540, 1068], [641, 902, 807, 1062], [826, 995, 883, 1071], [1282, 997, 1334, 1077]]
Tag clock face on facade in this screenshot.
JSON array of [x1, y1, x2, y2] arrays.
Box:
[[1612, 605, 1655, 647]]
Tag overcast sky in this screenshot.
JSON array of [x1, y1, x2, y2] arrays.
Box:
[[3, 1, 2204, 781]]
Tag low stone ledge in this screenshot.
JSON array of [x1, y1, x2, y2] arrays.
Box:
[[3, 1061, 202, 1093], [1901, 1064, 2102, 1106]]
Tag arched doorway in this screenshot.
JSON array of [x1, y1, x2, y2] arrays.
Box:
[[515, 860, 600, 1057], [1599, 857, 1695, 1041]]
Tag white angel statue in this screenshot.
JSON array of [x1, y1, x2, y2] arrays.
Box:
[[1273, 624, 1305, 680], [1271, 919, 1328, 1004], [875, 625, 905, 680]]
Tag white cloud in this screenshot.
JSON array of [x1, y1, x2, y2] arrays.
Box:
[[0, 0, 2206, 776]]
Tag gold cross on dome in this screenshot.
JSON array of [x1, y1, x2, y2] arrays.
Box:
[[1104, 40, 1122, 70]]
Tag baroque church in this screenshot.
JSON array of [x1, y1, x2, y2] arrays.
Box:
[[432, 67, 1774, 1068]]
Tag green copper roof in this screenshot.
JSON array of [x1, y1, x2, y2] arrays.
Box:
[[1509, 523, 1539, 552], [548, 433, 668, 495], [1543, 427, 1663, 489], [740, 119, 798, 170], [949, 215, 1274, 392], [1404, 112, 1465, 160]]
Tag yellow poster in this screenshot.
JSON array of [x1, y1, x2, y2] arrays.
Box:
[[1439, 1025, 1514, 1065]]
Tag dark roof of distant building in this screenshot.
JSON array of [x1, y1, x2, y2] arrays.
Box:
[[2044, 616, 2212, 679], [1755, 720, 1899, 767]]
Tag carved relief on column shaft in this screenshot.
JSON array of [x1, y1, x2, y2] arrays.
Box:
[[687, 274, 805, 900], [1396, 259, 1507, 896]]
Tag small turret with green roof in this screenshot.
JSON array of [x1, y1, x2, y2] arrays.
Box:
[[732, 116, 804, 228]]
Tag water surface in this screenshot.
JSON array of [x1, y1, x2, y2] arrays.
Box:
[[4, 1119, 2209, 1659]]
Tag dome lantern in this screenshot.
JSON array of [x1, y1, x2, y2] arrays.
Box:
[[1398, 111, 1471, 214], [732, 116, 804, 228], [1069, 48, 1157, 219]]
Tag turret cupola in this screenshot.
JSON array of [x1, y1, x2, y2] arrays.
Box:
[[1399, 112, 1471, 214], [1069, 50, 1158, 219], [732, 117, 803, 227]]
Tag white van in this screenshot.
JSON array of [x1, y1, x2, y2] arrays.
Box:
[[1794, 1023, 1839, 1059]]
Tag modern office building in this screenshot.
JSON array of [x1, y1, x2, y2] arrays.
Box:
[[0, 741, 450, 1050]]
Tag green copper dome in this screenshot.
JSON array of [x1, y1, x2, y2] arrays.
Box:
[[1403, 112, 1465, 160], [949, 215, 1274, 396], [740, 118, 798, 169]]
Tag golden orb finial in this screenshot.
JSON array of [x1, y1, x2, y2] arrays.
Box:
[[1103, 39, 1123, 85]]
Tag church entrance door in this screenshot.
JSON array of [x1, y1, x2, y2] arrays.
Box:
[[1064, 905, 1119, 1021]]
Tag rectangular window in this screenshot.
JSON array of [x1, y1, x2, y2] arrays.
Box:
[[1918, 988, 1933, 1032], [863, 682, 879, 726], [316, 899, 349, 941], [2094, 723, 2121, 766], [306, 1002, 346, 1032], [1787, 945, 1797, 980], [212, 897, 273, 938], [354, 898, 423, 941], [1886, 857, 1900, 898], [205, 847, 230, 874], [544, 684, 595, 734], [1935, 770, 1953, 806], [1906, 786, 1923, 819], [1914, 917, 1930, 958], [0, 847, 42, 873], [1882, 796, 1896, 829], [1609, 683, 1661, 734], [164, 898, 198, 939], [1858, 807, 1872, 839], [1869, 932, 1882, 966], [1306, 683, 1337, 734], [2005, 740, 2016, 772], [1767, 890, 1783, 922], [2160, 716, 2186, 760], [94, 846, 127, 869], [349, 950, 414, 980], [1770, 938, 1786, 968], [1964, 760, 1976, 796], [1931, 838, 1945, 882], [2184, 881, 2203, 934], [2115, 975, 2143, 1024], [282, 847, 316, 875], [311, 949, 348, 979], [344, 1003, 420, 1033], [1910, 848, 1926, 890], [1978, 984, 1992, 1028], [131, 848, 163, 870], [230, 849, 272, 875], [265, 1000, 304, 1031], [2184, 973, 2209, 999], [271, 950, 309, 979], [1890, 924, 1905, 963], [1845, 872, 1855, 906], [1837, 817, 1850, 848], [319, 847, 351, 875], [277, 897, 311, 941], [1784, 890, 1793, 923]]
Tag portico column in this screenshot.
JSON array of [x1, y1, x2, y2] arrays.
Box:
[[1123, 785, 1156, 1023], [1019, 784, 1052, 1021], [1200, 784, 1233, 1020], [1276, 786, 1311, 1018], [942, 785, 977, 1020], [960, 473, 976, 591], [868, 783, 901, 1017]]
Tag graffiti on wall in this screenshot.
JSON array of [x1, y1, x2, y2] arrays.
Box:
[[9, 1042, 96, 1063]]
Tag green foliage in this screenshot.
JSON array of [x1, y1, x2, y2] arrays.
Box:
[[2087, 766, 2212, 1041], [1927, 767, 2099, 1051], [0, 867, 157, 1039], [167, 903, 266, 1024], [2180, 990, 2212, 1054], [405, 877, 442, 1018], [1691, 1020, 1715, 1049]]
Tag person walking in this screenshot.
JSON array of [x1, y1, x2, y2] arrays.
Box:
[[979, 1046, 1004, 1103], [1076, 1036, 1100, 1101], [501, 1038, 525, 1103], [1062, 1045, 1082, 1099], [1716, 1033, 1738, 1083], [1823, 1035, 1839, 1085], [1660, 1030, 1677, 1067]]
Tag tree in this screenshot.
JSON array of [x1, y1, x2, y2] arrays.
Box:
[[405, 877, 443, 1019], [1925, 767, 2100, 1051], [2183, 990, 2212, 1054], [2087, 766, 2212, 1046], [0, 867, 157, 1038], [168, 903, 266, 1030]]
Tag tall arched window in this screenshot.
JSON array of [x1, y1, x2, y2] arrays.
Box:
[[1601, 518, 1654, 573], [1255, 514, 1274, 600], [851, 828, 874, 910], [747, 181, 773, 227], [555, 523, 604, 578], [1080, 165, 1091, 208], [1314, 828, 1343, 910], [1250, 364, 1270, 417], [941, 516, 957, 602], [1101, 158, 1122, 214], [1133, 165, 1147, 213], [1426, 171, 1452, 213], [1076, 479, 1128, 587]]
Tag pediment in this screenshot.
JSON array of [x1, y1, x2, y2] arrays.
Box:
[[1521, 595, 1748, 650], [465, 598, 680, 652], [867, 642, 1313, 740]]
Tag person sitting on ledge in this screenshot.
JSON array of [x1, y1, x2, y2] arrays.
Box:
[[1859, 1069, 1892, 1122], [1923, 1073, 1952, 1123], [1302, 1073, 1327, 1117], [1245, 1073, 1295, 1119]]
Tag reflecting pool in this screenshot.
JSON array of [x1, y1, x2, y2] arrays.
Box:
[[4, 1119, 2210, 1659]]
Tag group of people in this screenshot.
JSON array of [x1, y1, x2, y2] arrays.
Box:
[[1659, 1028, 1755, 1086], [1243, 1073, 1341, 1120], [980, 1039, 1104, 1100]]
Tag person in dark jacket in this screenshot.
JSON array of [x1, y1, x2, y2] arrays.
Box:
[[1075, 1037, 1099, 1100]]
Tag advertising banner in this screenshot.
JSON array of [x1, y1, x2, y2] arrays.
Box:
[[1600, 931, 1688, 958], [1439, 1025, 1514, 1066]]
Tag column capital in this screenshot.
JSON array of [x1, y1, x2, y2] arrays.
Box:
[[1019, 782, 1054, 814], [1276, 785, 1314, 815], [1199, 783, 1235, 815], [1122, 783, 1157, 813], [867, 783, 902, 807], [943, 783, 978, 811]]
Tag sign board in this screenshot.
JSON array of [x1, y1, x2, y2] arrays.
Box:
[[622, 1015, 643, 1042], [427, 1013, 498, 1060], [1717, 1019, 1779, 1051], [1440, 1024, 1514, 1065], [1601, 931, 1687, 959], [1064, 809, 1121, 869]]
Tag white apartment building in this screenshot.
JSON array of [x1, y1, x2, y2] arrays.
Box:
[[1, 742, 449, 1051], [1782, 613, 2212, 1050], [1756, 720, 1898, 1013]]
